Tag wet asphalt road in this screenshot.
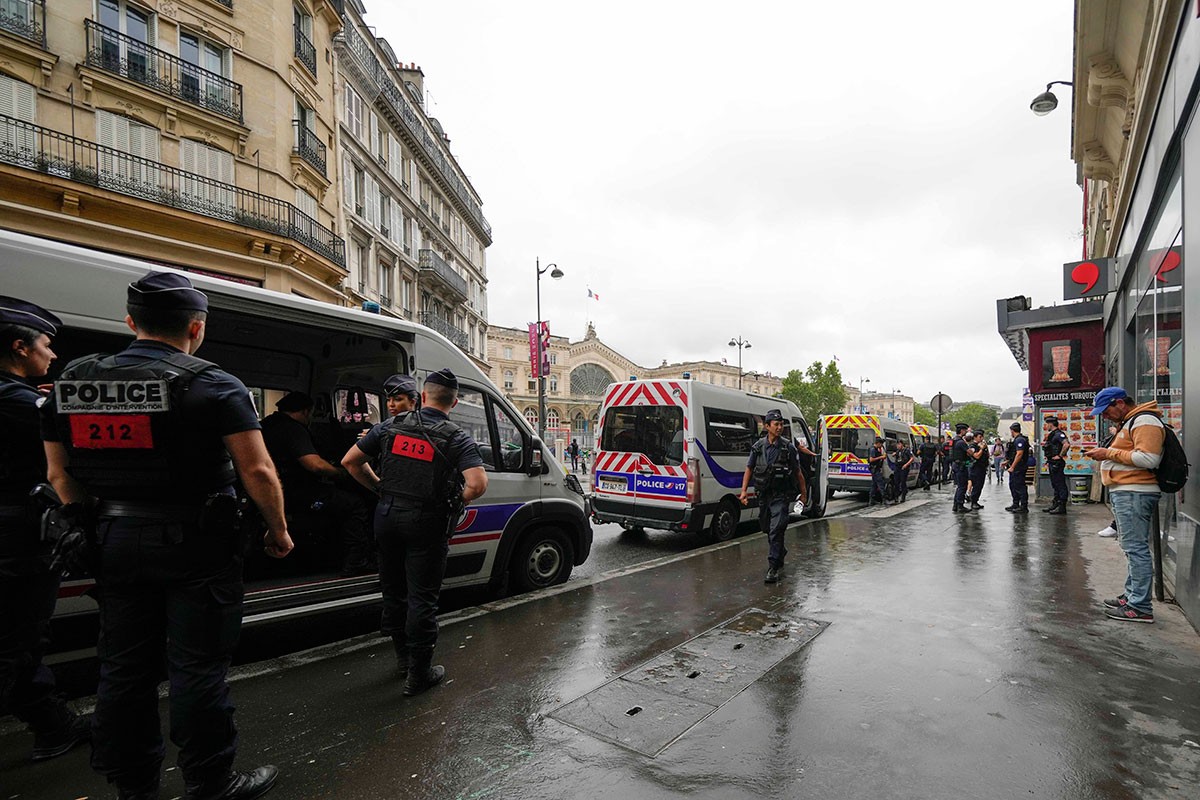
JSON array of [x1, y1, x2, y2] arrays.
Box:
[[5, 487, 1200, 799]]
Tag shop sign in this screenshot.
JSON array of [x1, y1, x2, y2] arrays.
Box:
[[1031, 390, 1097, 403], [1063, 258, 1113, 300]]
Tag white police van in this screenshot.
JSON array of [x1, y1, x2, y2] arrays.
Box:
[[0, 230, 591, 652], [590, 379, 827, 540]]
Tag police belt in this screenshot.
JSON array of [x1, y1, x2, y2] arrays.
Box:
[[96, 500, 200, 521], [380, 492, 450, 513]]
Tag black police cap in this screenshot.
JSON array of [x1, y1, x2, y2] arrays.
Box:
[[955, 423, 969, 431], [425, 368, 458, 390], [127, 271, 208, 313], [764, 409, 784, 423], [384, 373, 418, 397], [0, 296, 61, 336], [1045, 417, 1060, 426], [1010, 422, 1023, 432], [276, 391, 315, 412]]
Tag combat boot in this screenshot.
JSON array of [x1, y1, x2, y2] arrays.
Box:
[[116, 777, 161, 800], [1004, 504, 1017, 512], [1013, 505, 1029, 515], [1042, 501, 1060, 513], [1048, 504, 1067, 515], [404, 648, 445, 696], [184, 766, 278, 800], [392, 637, 408, 679], [952, 504, 967, 513], [29, 704, 91, 762]]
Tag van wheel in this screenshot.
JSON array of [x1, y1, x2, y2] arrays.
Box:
[[710, 499, 740, 542], [510, 528, 574, 593]]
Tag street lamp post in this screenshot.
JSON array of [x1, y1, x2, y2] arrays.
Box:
[[535, 257, 563, 441], [858, 376, 870, 413], [728, 336, 751, 389], [890, 387, 902, 419]]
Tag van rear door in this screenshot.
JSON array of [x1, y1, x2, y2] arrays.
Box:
[[594, 382, 689, 522]]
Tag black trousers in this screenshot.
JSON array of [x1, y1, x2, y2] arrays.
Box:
[[1049, 462, 1069, 504], [918, 460, 934, 487], [91, 516, 244, 791], [0, 513, 70, 737], [1009, 469, 1029, 507], [895, 468, 910, 499], [953, 465, 969, 507], [758, 495, 790, 569], [870, 469, 888, 502], [375, 501, 449, 652], [969, 467, 988, 503]]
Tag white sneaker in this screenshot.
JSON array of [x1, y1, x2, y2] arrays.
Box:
[[1097, 525, 1117, 538]]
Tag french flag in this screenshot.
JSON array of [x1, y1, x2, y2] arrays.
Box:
[[587, 288, 600, 301]]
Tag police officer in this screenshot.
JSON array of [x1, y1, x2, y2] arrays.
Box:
[[950, 423, 971, 513], [1042, 417, 1070, 515], [917, 437, 937, 490], [739, 410, 803, 584], [342, 369, 488, 695], [0, 297, 92, 762], [1003, 422, 1030, 514], [867, 437, 890, 505], [383, 373, 418, 418], [892, 439, 914, 502], [967, 431, 989, 510], [40, 273, 293, 800]]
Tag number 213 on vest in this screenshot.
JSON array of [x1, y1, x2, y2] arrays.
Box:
[[391, 434, 434, 462]]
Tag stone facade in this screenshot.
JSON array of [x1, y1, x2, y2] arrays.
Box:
[[843, 386, 916, 424], [486, 323, 783, 449], [0, 0, 348, 300], [334, 0, 490, 367], [0, 0, 489, 360]]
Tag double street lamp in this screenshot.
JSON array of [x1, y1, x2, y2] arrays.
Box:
[[858, 376, 870, 413], [535, 257, 563, 441], [728, 336, 751, 389]]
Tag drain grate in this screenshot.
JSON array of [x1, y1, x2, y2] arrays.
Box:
[[549, 608, 827, 757]]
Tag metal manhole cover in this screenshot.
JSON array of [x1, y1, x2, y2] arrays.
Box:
[[549, 608, 828, 757]]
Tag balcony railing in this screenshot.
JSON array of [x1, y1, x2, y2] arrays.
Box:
[[294, 26, 316, 76], [418, 249, 468, 300], [419, 311, 469, 350], [84, 21, 242, 123], [334, 22, 491, 242], [0, 0, 45, 48], [0, 114, 344, 266], [292, 120, 326, 176]]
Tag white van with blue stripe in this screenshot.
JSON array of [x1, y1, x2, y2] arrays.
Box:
[[591, 380, 827, 541]]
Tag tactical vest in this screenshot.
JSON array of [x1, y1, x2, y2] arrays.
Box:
[[378, 411, 462, 505], [752, 437, 796, 496], [52, 351, 236, 503], [1044, 430, 1065, 458]]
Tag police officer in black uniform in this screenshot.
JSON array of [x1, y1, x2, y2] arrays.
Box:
[[40, 273, 293, 800], [383, 374, 418, 418], [739, 410, 803, 584], [342, 369, 488, 695], [867, 437, 890, 505], [0, 297, 92, 762], [967, 431, 989, 510], [1003, 422, 1030, 514], [892, 439, 914, 502], [950, 423, 971, 513], [917, 437, 937, 490], [1042, 417, 1070, 515]]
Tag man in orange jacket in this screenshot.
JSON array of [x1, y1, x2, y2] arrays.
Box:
[[1084, 387, 1165, 623]]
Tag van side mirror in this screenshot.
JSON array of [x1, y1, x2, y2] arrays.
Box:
[[527, 438, 545, 476]]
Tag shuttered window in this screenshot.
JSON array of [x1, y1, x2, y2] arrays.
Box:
[[96, 109, 160, 190], [295, 188, 318, 221], [179, 138, 234, 218], [0, 74, 36, 159]]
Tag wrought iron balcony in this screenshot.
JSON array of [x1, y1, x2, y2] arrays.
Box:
[[292, 120, 326, 176], [0, 0, 45, 48], [294, 25, 316, 76], [84, 21, 242, 123], [419, 311, 469, 350], [334, 21, 491, 242], [0, 114, 344, 266], [418, 249, 468, 300]]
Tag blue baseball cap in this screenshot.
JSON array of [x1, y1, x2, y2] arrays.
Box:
[[1089, 386, 1130, 417]]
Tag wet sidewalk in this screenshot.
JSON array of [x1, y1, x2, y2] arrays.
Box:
[[4, 486, 1200, 799]]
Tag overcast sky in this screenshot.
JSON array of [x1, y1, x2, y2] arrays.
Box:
[[369, 1, 1080, 410]]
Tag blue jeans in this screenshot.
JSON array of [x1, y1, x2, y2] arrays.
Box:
[[1110, 491, 1160, 614], [993, 456, 1004, 482]]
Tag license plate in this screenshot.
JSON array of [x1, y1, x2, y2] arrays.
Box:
[[598, 476, 629, 492]]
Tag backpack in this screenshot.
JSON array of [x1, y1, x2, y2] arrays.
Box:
[[1123, 412, 1190, 493]]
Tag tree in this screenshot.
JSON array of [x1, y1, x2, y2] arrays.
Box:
[[946, 403, 999, 434], [781, 360, 848, 423], [913, 404, 936, 426]]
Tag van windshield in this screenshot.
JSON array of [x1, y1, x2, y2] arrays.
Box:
[[826, 428, 877, 460], [601, 406, 685, 466]]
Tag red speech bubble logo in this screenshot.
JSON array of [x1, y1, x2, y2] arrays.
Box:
[[1155, 249, 1180, 282], [1070, 261, 1100, 294]]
